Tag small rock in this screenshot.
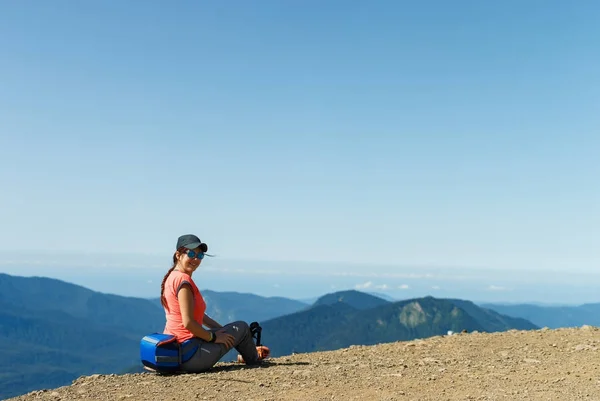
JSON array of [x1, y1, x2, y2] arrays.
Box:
[[292, 369, 311, 376]]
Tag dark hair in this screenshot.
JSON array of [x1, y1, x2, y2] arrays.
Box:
[[160, 251, 179, 311]]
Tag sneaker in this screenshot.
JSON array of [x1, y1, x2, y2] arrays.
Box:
[[237, 345, 271, 363], [257, 345, 270, 360]]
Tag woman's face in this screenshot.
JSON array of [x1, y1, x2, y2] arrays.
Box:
[[176, 247, 203, 274]]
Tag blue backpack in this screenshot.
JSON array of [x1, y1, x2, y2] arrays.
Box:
[[140, 333, 199, 373]]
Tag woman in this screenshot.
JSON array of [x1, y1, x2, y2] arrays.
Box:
[[159, 234, 261, 372]]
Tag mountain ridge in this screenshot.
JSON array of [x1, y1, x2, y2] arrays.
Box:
[[150, 289, 309, 324], [259, 293, 538, 357], [311, 289, 391, 310], [481, 302, 600, 329]]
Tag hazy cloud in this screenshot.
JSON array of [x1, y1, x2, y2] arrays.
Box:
[[355, 282, 391, 291], [398, 284, 410, 290], [355, 281, 374, 289], [203, 266, 283, 275], [203, 266, 441, 280], [488, 285, 508, 291]]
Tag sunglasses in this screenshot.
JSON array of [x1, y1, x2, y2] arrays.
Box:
[[186, 250, 205, 260]]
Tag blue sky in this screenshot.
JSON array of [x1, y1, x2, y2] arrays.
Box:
[[0, 1, 599, 300]]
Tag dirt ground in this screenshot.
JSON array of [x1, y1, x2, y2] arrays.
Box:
[[8, 326, 600, 401]]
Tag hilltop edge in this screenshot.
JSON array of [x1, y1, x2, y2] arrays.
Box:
[[7, 326, 600, 401]]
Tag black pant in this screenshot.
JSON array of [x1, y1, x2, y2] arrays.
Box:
[[180, 320, 259, 373]]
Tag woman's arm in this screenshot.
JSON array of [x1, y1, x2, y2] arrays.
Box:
[[178, 284, 213, 341], [203, 314, 223, 329], [178, 285, 234, 347]]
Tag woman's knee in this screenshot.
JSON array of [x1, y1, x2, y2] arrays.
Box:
[[229, 320, 250, 334]]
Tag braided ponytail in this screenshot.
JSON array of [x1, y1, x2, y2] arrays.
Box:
[[160, 252, 179, 311]]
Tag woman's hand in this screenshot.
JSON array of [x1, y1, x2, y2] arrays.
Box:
[[214, 329, 235, 348]]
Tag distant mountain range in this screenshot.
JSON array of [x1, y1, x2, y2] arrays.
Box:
[[0, 273, 164, 400], [2, 272, 599, 399], [260, 291, 537, 357], [149, 290, 308, 324], [480, 302, 600, 329]]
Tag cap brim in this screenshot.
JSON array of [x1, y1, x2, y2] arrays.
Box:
[[183, 242, 202, 250]]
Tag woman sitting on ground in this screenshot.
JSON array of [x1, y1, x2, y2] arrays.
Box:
[[160, 234, 262, 372]]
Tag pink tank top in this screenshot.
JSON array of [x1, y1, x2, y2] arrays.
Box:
[[162, 270, 206, 342]]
